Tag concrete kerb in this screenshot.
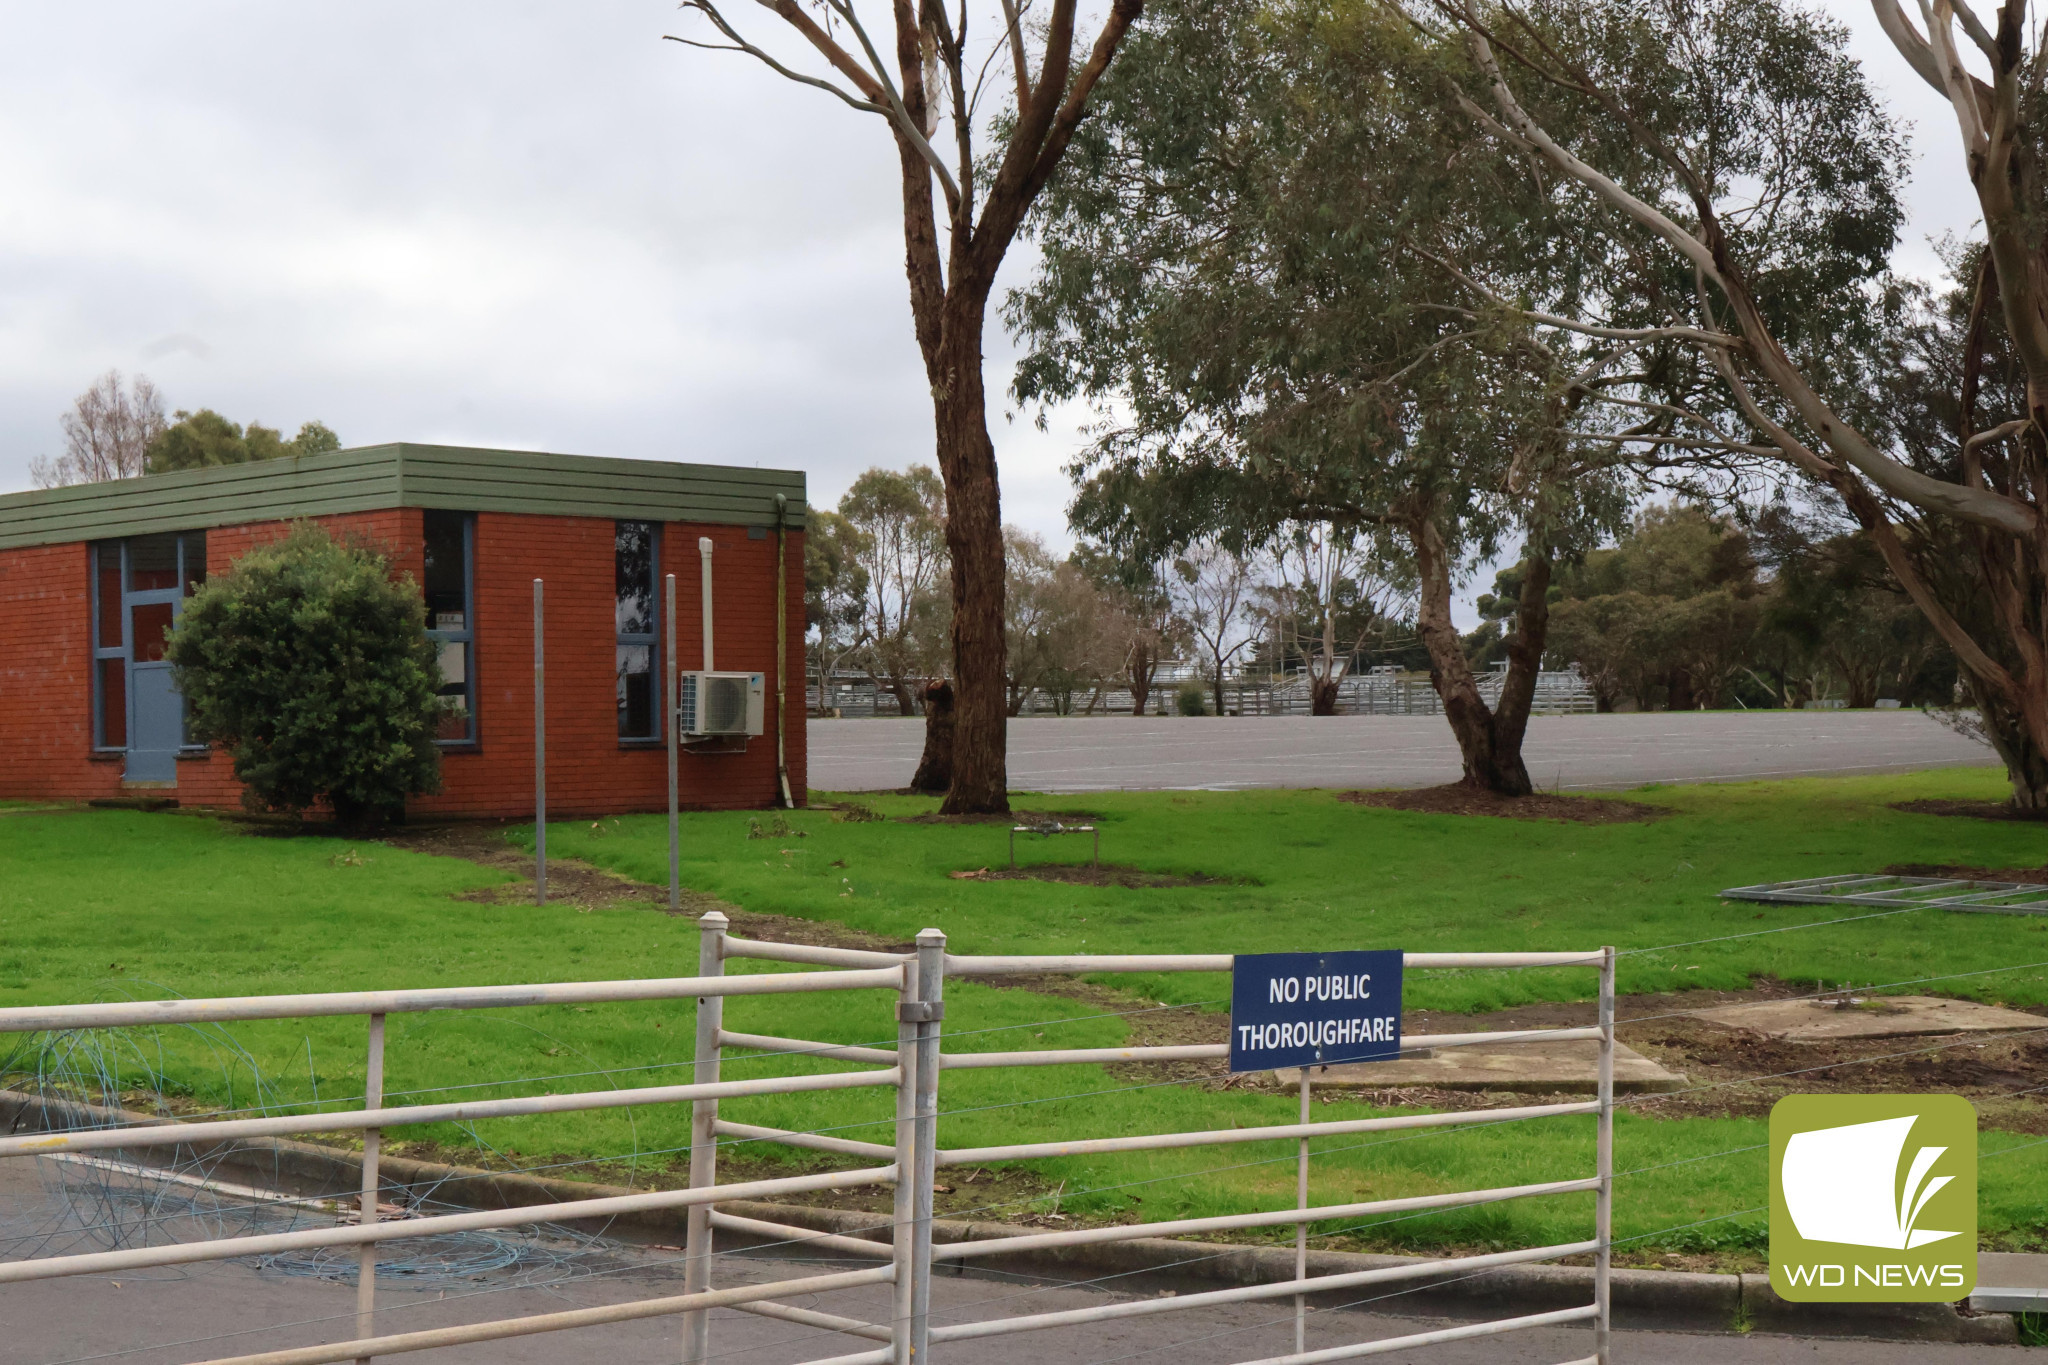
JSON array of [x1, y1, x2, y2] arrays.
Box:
[[0, 1090, 2015, 1346]]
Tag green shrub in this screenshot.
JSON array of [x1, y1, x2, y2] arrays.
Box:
[[167, 523, 443, 831], [1175, 681, 1209, 716]]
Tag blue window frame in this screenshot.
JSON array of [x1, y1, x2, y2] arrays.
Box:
[[616, 521, 661, 742], [423, 511, 477, 745], [91, 533, 207, 752]]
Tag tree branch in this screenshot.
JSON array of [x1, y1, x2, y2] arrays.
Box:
[[822, 0, 963, 211], [670, 6, 887, 115], [999, 0, 1032, 105], [1454, 24, 2037, 536]]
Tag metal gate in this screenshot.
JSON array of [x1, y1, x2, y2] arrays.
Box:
[[0, 920, 1615, 1364]]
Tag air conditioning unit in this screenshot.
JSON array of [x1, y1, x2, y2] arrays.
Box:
[[678, 671, 765, 737]]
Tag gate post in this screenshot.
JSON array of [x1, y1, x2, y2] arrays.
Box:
[[911, 929, 946, 1362], [1596, 944, 1615, 1364], [890, 946, 920, 1365], [355, 1011, 385, 1365], [681, 910, 728, 1365]]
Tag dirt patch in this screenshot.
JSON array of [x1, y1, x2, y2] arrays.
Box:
[[1887, 861, 2048, 885], [896, 808, 1102, 826], [947, 863, 1245, 889], [1892, 797, 2048, 822], [1340, 785, 1670, 824], [1087, 979, 2048, 1132], [375, 820, 725, 914]]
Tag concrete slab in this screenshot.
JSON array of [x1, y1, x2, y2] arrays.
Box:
[[1974, 1255, 2048, 1314], [1691, 995, 2046, 1043], [1284, 1039, 1685, 1094]]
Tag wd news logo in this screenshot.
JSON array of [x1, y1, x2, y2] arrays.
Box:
[[1769, 1095, 1976, 1302]]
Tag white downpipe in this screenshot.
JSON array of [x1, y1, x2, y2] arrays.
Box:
[[699, 536, 715, 671]]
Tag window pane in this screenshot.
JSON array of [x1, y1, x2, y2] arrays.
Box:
[[617, 644, 654, 739], [96, 545, 122, 649], [435, 640, 473, 741], [615, 522, 654, 636], [132, 602, 175, 663], [129, 534, 178, 592], [182, 532, 207, 594], [423, 511, 468, 619], [98, 658, 126, 747], [436, 639, 467, 688]]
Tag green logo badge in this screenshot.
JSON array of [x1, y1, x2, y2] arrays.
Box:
[[1769, 1094, 1976, 1302]]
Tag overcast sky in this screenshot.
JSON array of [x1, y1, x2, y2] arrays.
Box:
[[0, 2, 1988, 603]]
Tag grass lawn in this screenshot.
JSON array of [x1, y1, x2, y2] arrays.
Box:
[[1, 766, 2044, 1264]]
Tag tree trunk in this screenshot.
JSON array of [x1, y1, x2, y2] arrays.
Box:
[[888, 677, 920, 717], [910, 679, 956, 795], [1129, 646, 1156, 717], [1410, 516, 1543, 796], [1960, 671, 2048, 812], [1309, 674, 1339, 715], [928, 303, 1010, 815]]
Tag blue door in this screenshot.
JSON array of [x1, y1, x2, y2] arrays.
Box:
[[120, 535, 193, 785]]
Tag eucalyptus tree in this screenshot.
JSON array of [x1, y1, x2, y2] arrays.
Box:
[[1420, 0, 2048, 803], [839, 464, 950, 715], [1012, 0, 1646, 792], [670, 0, 1145, 814]]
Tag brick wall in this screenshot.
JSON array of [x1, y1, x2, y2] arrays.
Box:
[[0, 510, 806, 818], [0, 540, 116, 801]]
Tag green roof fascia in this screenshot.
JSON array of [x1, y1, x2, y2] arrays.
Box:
[[0, 443, 807, 551]]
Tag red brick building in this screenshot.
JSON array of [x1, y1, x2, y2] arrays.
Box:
[[0, 443, 807, 817]]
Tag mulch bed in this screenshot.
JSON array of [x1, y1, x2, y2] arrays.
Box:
[[946, 863, 1243, 889], [896, 808, 1102, 826], [1892, 797, 2048, 822], [1887, 861, 2048, 886], [1340, 784, 1670, 824]]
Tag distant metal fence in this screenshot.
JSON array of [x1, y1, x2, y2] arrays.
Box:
[[808, 668, 1596, 719]]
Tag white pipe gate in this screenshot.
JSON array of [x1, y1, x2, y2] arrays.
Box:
[[0, 918, 1615, 1364]]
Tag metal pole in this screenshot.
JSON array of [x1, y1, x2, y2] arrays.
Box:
[[1295, 1068, 1311, 1355], [682, 910, 728, 1365], [698, 537, 715, 672], [532, 578, 546, 906], [774, 494, 794, 809], [1595, 945, 1615, 1365], [910, 928, 946, 1364], [666, 572, 680, 913], [355, 1012, 385, 1365], [891, 949, 921, 1365]]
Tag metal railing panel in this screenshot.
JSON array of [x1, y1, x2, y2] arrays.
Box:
[[937, 1100, 1598, 1165], [730, 1298, 894, 1341], [0, 965, 903, 1033], [709, 1211, 894, 1259], [1, 929, 1613, 1365], [0, 1068, 903, 1158], [724, 938, 909, 970], [182, 1265, 897, 1365], [932, 1179, 1602, 1261], [721, 1030, 901, 1064], [926, 1241, 1600, 1344], [715, 1119, 899, 1159], [1231, 1304, 1601, 1365], [0, 1163, 898, 1285]]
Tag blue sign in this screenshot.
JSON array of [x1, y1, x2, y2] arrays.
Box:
[[1229, 950, 1403, 1073]]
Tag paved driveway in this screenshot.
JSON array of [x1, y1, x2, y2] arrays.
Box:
[[807, 711, 1995, 794]]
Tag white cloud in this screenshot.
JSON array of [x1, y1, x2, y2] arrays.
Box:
[[0, 1, 1991, 578]]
